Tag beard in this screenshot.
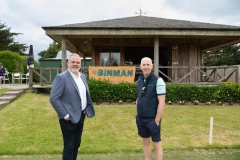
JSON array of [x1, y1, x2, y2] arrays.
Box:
[[69, 67, 79, 74]]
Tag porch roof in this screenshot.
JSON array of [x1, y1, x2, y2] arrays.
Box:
[[43, 15, 240, 30], [42, 16, 240, 57]]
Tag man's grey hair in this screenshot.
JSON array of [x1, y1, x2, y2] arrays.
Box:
[[141, 57, 153, 64], [69, 53, 81, 59]]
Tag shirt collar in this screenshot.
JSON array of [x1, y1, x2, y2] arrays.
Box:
[[68, 69, 81, 79]]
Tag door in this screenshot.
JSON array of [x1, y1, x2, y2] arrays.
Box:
[[100, 49, 121, 66]]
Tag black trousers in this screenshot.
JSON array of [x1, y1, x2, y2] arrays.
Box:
[[59, 112, 85, 160]]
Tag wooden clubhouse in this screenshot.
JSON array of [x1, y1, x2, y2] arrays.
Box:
[[40, 15, 240, 84]]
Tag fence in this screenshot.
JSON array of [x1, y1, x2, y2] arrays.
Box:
[[28, 65, 239, 87]]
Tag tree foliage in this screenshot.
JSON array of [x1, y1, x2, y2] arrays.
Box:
[[0, 21, 28, 55], [203, 44, 240, 66], [38, 41, 61, 58]]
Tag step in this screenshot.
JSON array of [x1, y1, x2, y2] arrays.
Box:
[[0, 88, 28, 109], [0, 96, 17, 102], [9, 88, 28, 92], [1, 91, 24, 97], [0, 101, 10, 109]]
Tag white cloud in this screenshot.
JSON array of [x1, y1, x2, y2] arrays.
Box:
[[1, 0, 240, 60]]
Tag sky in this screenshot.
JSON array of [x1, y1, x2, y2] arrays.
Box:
[[1, 0, 240, 60]]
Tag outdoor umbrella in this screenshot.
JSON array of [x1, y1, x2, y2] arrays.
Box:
[[27, 45, 34, 68], [25, 45, 34, 86]]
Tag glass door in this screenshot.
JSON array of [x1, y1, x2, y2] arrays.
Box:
[[100, 49, 120, 66]]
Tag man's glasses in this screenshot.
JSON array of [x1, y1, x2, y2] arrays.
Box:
[[142, 86, 146, 96]]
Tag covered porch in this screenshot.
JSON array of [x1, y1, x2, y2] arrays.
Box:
[[41, 16, 240, 85]]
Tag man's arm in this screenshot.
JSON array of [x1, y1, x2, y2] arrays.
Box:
[[4, 68, 9, 76], [50, 75, 68, 119], [155, 95, 165, 125], [155, 78, 166, 125]]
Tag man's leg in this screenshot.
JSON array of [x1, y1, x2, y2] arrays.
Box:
[[142, 138, 151, 160], [153, 141, 163, 160], [59, 119, 77, 160], [73, 113, 85, 160]]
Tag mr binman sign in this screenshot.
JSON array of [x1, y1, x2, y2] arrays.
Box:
[[89, 66, 136, 83]]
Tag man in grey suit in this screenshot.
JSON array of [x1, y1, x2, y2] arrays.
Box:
[[50, 53, 95, 160]]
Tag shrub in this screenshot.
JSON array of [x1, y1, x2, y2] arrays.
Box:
[[0, 50, 23, 72], [88, 79, 137, 103], [50, 78, 240, 105], [0, 50, 39, 82], [166, 82, 240, 104]]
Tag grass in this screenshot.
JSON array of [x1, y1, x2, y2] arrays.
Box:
[[1, 150, 240, 160], [0, 88, 8, 95], [0, 92, 240, 159]]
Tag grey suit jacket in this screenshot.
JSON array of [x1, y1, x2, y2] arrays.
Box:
[[50, 70, 95, 124]]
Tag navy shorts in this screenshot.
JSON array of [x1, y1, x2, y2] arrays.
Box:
[[136, 116, 161, 142]]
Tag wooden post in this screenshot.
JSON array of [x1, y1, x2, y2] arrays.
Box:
[[49, 69, 52, 83], [154, 36, 159, 75], [62, 37, 67, 72], [236, 66, 239, 83], [40, 69, 43, 86], [91, 40, 95, 66], [209, 117, 214, 145], [215, 67, 219, 82], [172, 44, 178, 81], [29, 68, 33, 88], [82, 56, 86, 73]]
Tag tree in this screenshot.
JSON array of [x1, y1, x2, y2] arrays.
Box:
[[203, 44, 240, 66], [38, 41, 61, 58], [0, 21, 28, 55], [38, 50, 47, 59]]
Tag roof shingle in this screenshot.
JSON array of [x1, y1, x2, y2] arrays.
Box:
[[44, 16, 240, 30]]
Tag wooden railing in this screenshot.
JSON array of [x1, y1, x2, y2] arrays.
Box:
[[28, 65, 239, 87], [28, 67, 61, 87], [153, 65, 239, 84]]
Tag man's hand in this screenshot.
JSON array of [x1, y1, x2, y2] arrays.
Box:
[[155, 118, 160, 126], [65, 117, 70, 121]]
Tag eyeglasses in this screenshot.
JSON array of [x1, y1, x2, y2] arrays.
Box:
[[142, 86, 146, 96]]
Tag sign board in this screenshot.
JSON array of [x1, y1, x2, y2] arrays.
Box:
[[89, 66, 136, 83]]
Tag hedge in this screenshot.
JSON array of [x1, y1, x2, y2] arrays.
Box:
[[88, 79, 240, 104]]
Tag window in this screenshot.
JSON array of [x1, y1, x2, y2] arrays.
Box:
[[100, 49, 120, 66]]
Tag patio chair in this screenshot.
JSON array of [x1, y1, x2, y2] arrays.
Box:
[[1, 69, 10, 85], [1, 71, 10, 85], [21, 72, 29, 84], [3, 75, 11, 84], [12, 72, 21, 84]]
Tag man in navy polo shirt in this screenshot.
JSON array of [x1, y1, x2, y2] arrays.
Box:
[[136, 57, 166, 160], [0, 62, 9, 85]]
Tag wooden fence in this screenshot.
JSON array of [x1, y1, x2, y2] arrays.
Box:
[[28, 65, 239, 88]]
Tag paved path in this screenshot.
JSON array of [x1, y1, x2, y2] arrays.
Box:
[[1, 84, 30, 90]]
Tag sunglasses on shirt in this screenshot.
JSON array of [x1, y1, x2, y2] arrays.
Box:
[[142, 87, 146, 96]]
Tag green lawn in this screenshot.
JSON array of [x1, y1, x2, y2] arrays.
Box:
[[0, 88, 8, 95], [1, 149, 240, 160], [0, 92, 240, 159]]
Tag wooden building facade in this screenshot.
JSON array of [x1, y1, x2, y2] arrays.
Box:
[[42, 16, 240, 83]]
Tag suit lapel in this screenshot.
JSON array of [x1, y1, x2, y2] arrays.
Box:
[[66, 70, 81, 97], [66, 70, 90, 101]]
